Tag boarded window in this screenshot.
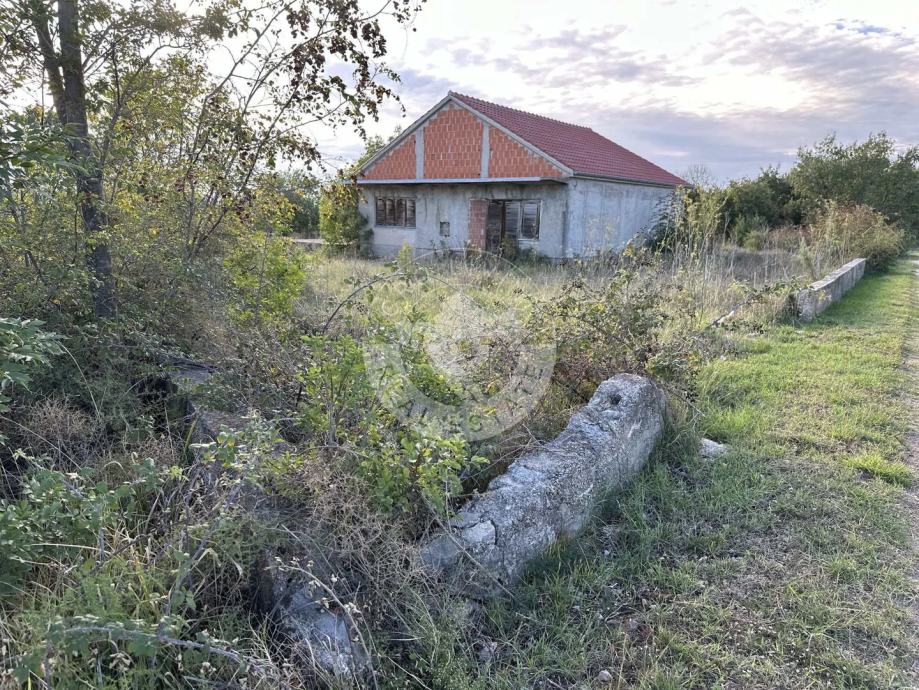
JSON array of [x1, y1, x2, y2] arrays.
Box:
[[504, 201, 520, 240], [521, 201, 540, 239], [406, 199, 416, 227], [375, 196, 415, 228]]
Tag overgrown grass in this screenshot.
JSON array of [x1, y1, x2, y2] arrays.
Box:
[[398, 260, 919, 688], [300, 241, 811, 334], [4, 246, 905, 688]]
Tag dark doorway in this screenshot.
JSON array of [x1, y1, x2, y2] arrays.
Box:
[[485, 200, 540, 254]]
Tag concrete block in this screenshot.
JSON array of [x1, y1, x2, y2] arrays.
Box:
[[795, 258, 866, 321]]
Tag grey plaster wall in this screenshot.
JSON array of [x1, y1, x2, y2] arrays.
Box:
[[564, 178, 674, 257], [794, 258, 867, 321], [359, 179, 676, 259], [360, 182, 569, 258]]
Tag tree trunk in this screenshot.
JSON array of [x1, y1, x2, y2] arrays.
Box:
[[50, 0, 116, 317]]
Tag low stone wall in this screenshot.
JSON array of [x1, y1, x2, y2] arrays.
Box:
[[420, 374, 667, 597], [795, 258, 866, 321]]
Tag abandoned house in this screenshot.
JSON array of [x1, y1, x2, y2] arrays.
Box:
[[356, 92, 687, 259]]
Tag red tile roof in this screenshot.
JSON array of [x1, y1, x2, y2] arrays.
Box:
[[450, 92, 687, 187]]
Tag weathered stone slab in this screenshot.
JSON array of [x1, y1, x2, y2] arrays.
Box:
[[257, 557, 370, 679], [795, 258, 866, 321], [166, 360, 369, 679], [699, 438, 730, 459], [420, 374, 667, 597]]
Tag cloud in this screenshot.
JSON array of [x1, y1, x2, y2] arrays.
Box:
[[584, 104, 819, 180], [493, 26, 696, 88], [316, 1, 919, 181], [708, 12, 919, 152]]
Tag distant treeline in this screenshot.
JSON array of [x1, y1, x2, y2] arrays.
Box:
[[688, 133, 919, 246]]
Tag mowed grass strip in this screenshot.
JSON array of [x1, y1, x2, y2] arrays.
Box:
[[405, 262, 918, 689]]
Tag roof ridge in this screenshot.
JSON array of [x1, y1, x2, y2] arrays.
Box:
[[449, 91, 594, 132]]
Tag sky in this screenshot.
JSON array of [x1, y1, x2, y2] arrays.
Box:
[[314, 0, 919, 182]]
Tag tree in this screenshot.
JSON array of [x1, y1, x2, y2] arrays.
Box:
[[3, 0, 424, 318], [318, 134, 388, 251], [275, 171, 320, 237], [789, 134, 919, 236], [318, 180, 366, 250], [723, 166, 799, 240], [28, 0, 115, 315]]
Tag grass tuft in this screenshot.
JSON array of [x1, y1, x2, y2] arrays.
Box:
[[846, 452, 914, 487]]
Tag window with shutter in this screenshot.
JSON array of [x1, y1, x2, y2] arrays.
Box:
[[483, 199, 541, 250], [374, 196, 417, 228], [521, 201, 540, 239], [405, 199, 416, 228]]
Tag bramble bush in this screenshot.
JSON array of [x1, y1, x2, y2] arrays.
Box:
[[295, 333, 486, 518], [0, 464, 127, 595], [1, 423, 287, 687], [530, 248, 710, 400]]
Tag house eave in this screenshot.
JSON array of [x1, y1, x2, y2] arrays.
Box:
[[357, 176, 570, 185], [571, 172, 685, 189]]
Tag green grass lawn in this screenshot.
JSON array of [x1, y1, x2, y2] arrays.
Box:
[[405, 260, 919, 689]]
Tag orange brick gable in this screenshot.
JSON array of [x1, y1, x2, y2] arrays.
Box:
[[360, 101, 568, 182], [364, 136, 415, 180], [488, 128, 563, 179], [424, 104, 483, 179]]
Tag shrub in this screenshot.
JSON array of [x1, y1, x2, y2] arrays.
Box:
[[2, 429, 285, 687], [732, 214, 768, 247], [319, 181, 369, 252], [810, 202, 906, 271], [23, 397, 101, 468], [296, 334, 486, 517], [654, 185, 726, 252], [530, 248, 710, 399], [0, 465, 129, 595], [224, 230, 306, 325], [0, 317, 62, 415], [724, 167, 800, 233]]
